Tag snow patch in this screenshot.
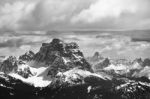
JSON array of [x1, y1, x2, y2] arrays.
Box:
[[87, 86, 92, 93], [62, 57, 70, 64], [133, 66, 150, 79], [9, 73, 51, 87], [8, 66, 52, 87], [104, 64, 127, 71], [61, 68, 109, 83]]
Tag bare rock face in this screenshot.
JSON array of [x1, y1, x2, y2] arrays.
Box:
[[33, 38, 93, 76], [16, 66, 34, 78], [34, 39, 82, 63], [0, 56, 17, 73], [94, 58, 110, 70], [19, 50, 35, 62], [0, 56, 34, 78], [143, 58, 150, 67], [92, 52, 104, 61]]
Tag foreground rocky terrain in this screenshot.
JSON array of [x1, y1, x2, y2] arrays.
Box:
[[0, 38, 150, 99]]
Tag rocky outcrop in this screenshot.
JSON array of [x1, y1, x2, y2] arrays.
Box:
[[16, 66, 34, 78], [0, 56, 34, 78], [143, 58, 150, 67], [87, 52, 104, 64], [19, 51, 35, 62], [33, 38, 93, 77], [94, 58, 110, 71], [0, 56, 17, 73]]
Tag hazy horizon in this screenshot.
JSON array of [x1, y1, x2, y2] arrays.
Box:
[[0, 30, 149, 60], [0, 0, 150, 60]]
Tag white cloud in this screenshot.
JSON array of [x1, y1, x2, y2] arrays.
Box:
[[0, 0, 37, 30], [30, 0, 94, 27], [0, 0, 149, 30], [51, 33, 150, 59], [71, 0, 138, 23]]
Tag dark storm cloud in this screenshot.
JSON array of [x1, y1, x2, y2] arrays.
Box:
[[132, 38, 150, 42], [0, 35, 51, 48], [0, 39, 24, 48]]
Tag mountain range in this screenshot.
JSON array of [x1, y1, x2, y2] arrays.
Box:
[[0, 38, 150, 99], [87, 52, 150, 79]]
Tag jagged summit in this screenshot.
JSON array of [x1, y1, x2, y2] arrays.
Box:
[[0, 38, 93, 82], [33, 38, 93, 76], [86, 51, 104, 65], [19, 50, 35, 61], [94, 52, 100, 58], [34, 38, 82, 62], [94, 58, 110, 71], [0, 56, 17, 73], [93, 52, 104, 60], [143, 58, 150, 66], [0, 56, 34, 78]]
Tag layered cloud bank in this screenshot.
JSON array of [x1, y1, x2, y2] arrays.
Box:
[[60, 32, 150, 59], [0, 31, 150, 60], [0, 0, 149, 31]]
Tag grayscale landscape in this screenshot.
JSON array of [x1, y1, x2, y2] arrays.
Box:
[[0, 0, 150, 99]]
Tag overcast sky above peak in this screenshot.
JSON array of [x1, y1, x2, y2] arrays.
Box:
[[0, 0, 150, 31]]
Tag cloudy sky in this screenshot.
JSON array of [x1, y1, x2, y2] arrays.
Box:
[[0, 31, 150, 60], [0, 0, 150, 31], [0, 0, 150, 59]]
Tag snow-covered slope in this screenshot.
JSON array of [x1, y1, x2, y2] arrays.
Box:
[[133, 66, 150, 79], [9, 72, 51, 87], [92, 57, 147, 78], [56, 68, 110, 84], [7, 62, 51, 87]]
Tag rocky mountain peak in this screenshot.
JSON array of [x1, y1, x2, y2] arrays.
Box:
[[93, 52, 104, 59], [86, 52, 104, 65], [132, 58, 143, 66], [0, 55, 34, 78], [94, 58, 110, 71], [33, 38, 93, 76], [0, 56, 17, 73], [19, 50, 35, 61], [44, 38, 65, 52], [133, 58, 142, 63], [34, 38, 83, 63], [94, 52, 100, 58], [143, 58, 150, 66]]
